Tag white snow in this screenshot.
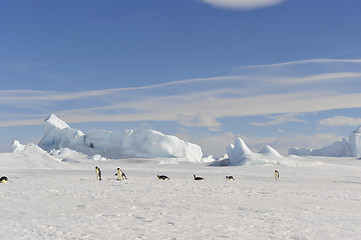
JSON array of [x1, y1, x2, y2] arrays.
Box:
[[218, 137, 284, 166], [38, 114, 203, 162], [289, 125, 361, 157], [2, 115, 361, 239], [1, 145, 361, 239]]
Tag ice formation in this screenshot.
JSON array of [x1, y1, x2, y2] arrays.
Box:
[[8, 140, 64, 169], [289, 125, 361, 157], [38, 114, 203, 162], [213, 137, 282, 166]]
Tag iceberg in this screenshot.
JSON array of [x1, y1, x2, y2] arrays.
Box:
[[288, 125, 361, 157], [213, 137, 282, 166], [38, 114, 203, 162]]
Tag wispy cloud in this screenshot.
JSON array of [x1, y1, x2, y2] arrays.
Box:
[[1, 58, 361, 128], [320, 116, 361, 127], [200, 0, 286, 10], [238, 58, 361, 69], [251, 113, 306, 127], [270, 72, 361, 85], [177, 112, 221, 131]]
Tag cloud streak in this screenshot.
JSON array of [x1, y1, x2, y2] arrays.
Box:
[[238, 58, 361, 69], [1, 58, 361, 128], [320, 116, 361, 127], [250, 113, 306, 127], [200, 0, 286, 10]]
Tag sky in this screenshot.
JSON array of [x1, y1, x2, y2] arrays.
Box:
[[1, 0, 361, 157]]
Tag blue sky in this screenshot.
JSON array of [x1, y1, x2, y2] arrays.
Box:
[[1, 0, 361, 156]]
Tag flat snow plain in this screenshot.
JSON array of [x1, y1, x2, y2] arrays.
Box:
[[1, 154, 361, 239]]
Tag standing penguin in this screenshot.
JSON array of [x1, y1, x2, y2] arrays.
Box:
[[95, 166, 102, 181], [274, 170, 279, 180], [116, 168, 127, 181]]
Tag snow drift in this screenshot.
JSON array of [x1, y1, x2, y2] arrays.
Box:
[[38, 114, 203, 162], [1, 140, 65, 170], [289, 125, 361, 157], [212, 137, 283, 166]]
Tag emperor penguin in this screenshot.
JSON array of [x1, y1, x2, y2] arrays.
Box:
[[226, 176, 235, 180], [116, 168, 127, 181], [95, 166, 102, 181], [274, 170, 279, 180], [0, 176, 8, 183], [193, 175, 205, 181], [157, 175, 170, 180]]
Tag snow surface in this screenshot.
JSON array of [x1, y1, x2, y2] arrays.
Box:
[[2, 114, 361, 239], [38, 114, 203, 162], [1, 145, 361, 239], [289, 125, 361, 157]]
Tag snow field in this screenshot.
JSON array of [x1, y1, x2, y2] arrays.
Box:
[[1, 159, 361, 239]]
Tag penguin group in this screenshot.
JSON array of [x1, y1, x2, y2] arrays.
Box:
[[93, 166, 280, 182]]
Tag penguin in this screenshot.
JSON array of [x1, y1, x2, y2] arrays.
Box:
[[0, 176, 8, 183], [274, 170, 279, 180], [226, 176, 235, 180], [116, 168, 127, 181], [193, 175, 205, 181], [157, 175, 170, 180], [95, 166, 102, 181]]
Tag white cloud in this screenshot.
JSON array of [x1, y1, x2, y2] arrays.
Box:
[[272, 72, 361, 85], [177, 112, 221, 131], [320, 116, 361, 127], [200, 0, 286, 10], [186, 132, 236, 157], [1, 58, 361, 129], [239, 58, 361, 69], [251, 113, 306, 126]]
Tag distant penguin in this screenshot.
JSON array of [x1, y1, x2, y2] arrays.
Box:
[[193, 175, 205, 181], [0, 176, 8, 183], [274, 170, 279, 180], [95, 166, 102, 181], [157, 175, 170, 180], [116, 168, 127, 181], [226, 176, 235, 180]]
